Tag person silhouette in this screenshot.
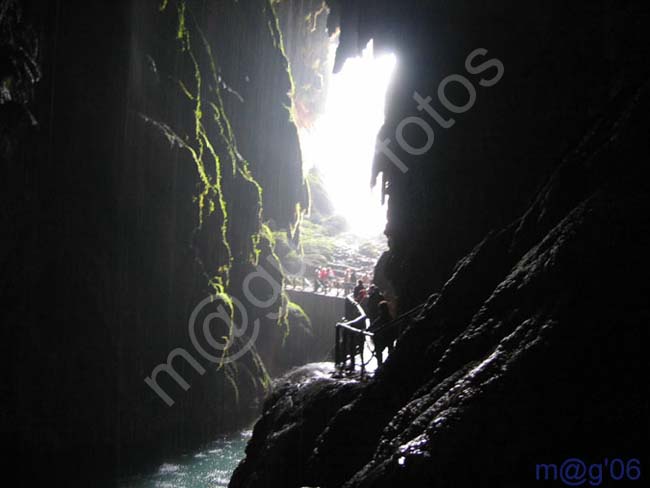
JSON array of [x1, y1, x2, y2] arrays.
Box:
[[369, 301, 395, 366], [353, 280, 367, 303]]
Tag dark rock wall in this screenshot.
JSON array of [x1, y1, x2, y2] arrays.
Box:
[[201, 0, 309, 229], [230, 74, 649, 488], [1, 0, 309, 482], [275, 0, 332, 130], [2, 2, 131, 478], [309, 84, 649, 488], [329, 0, 649, 310]]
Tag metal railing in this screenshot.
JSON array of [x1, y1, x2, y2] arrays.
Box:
[[334, 314, 372, 375], [334, 295, 427, 374]]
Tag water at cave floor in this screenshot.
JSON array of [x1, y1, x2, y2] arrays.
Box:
[[119, 431, 251, 488]]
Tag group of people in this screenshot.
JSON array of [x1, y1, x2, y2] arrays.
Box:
[[349, 282, 398, 367], [313, 266, 337, 293], [312, 266, 372, 296]]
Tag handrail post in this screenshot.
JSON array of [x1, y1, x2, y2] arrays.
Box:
[[334, 324, 340, 368], [359, 336, 365, 376], [344, 327, 350, 370]]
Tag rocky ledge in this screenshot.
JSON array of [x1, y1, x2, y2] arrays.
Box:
[[230, 363, 365, 488]]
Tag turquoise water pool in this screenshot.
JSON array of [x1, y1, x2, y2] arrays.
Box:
[[120, 430, 251, 488]]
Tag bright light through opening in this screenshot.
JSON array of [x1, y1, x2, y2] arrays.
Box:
[[300, 41, 397, 237]]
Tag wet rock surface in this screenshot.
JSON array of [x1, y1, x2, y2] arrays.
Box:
[[229, 363, 365, 488], [1, 0, 310, 482], [230, 83, 649, 487]]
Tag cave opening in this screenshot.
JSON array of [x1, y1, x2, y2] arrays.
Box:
[[299, 39, 397, 239]]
